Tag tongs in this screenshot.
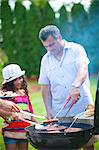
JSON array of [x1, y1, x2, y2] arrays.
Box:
[[20, 110, 46, 119], [67, 112, 86, 130], [54, 96, 76, 118], [0, 95, 46, 119], [20, 111, 47, 129], [66, 111, 94, 130], [0, 96, 14, 99], [20, 118, 45, 130], [18, 111, 46, 130]]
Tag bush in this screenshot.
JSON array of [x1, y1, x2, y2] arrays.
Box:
[[0, 49, 8, 85]]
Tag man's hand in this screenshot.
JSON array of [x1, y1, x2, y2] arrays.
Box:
[[69, 87, 80, 102], [0, 99, 20, 112], [47, 110, 54, 119], [0, 108, 12, 119]]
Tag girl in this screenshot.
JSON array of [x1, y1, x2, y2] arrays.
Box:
[[1, 64, 37, 150]]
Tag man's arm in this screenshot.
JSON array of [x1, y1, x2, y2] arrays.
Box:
[[41, 85, 53, 119], [69, 57, 88, 101], [72, 60, 88, 88]]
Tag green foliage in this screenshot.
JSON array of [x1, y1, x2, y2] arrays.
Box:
[[1, 0, 55, 77], [12, 1, 32, 74], [1, 0, 14, 61], [59, 2, 99, 74], [1, 0, 99, 76], [0, 49, 8, 84], [26, 2, 43, 76], [59, 6, 68, 26], [87, 1, 99, 73], [31, 0, 47, 8]]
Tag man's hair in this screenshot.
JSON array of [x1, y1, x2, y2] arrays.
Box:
[[39, 25, 61, 41]]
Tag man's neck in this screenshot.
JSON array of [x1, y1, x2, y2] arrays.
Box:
[[54, 40, 65, 61], [54, 50, 63, 61]]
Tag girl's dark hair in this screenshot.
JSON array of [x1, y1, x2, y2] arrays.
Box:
[[2, 76, 28, 96]]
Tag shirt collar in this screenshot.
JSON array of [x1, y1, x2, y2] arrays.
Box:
[[47, 40, 70, 56], [63, 39, 71, 49]]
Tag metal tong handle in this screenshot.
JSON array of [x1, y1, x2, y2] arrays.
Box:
[[65, 99, 77, 117], [0, 96, 14, 99], [20, 118, 44, 129], [67, 112, 86, 130], [20, 110, 46, 119], [54, 97, 71, 118]]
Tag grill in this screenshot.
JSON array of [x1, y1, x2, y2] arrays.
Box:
[[25, 79, 99, 150]]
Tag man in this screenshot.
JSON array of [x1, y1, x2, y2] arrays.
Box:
[[38, 25, 93, 118], [0, 98, 20, 118], [38, 25, 95, 150]]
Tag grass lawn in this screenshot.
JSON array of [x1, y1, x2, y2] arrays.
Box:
[[0, 76, 99, 150]]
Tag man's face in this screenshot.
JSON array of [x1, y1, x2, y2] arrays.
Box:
[[41, 35, 62, 55]]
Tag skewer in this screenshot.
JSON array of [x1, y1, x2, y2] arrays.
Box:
[[20, 110, 46, 119], [21, 118, 45, 130]]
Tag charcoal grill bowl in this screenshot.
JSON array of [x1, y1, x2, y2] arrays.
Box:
[[26, 122, 93, 150]]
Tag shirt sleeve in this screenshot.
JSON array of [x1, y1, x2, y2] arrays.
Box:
[[73, 43, 90, 65], [38, 58, 50, 85]]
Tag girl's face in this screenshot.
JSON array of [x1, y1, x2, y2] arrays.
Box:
[[13, 76, 23, 90]]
